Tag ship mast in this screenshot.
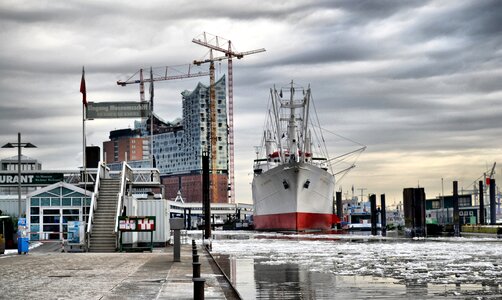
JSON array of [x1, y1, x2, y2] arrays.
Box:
[[287, 81, 297, 163], [301, 86, 311, 163], [271, 87, 283, 163]]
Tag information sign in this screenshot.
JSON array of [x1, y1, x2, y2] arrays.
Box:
[[86, 101, 150, 119]]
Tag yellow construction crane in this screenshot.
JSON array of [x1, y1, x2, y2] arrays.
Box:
[[192, 32, 265, 204]]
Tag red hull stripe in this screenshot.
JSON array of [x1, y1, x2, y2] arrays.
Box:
[[254, 212, 335, 231]]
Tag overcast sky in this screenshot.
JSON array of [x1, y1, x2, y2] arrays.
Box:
[[1, 0, 501, 205]]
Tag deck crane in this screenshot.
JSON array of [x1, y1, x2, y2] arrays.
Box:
[[192, 32, 266, 204], [117, 64, 210, 167]]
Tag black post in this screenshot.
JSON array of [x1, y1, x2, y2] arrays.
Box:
[[202, 151, 211, 239], [479, 181, 485, 225], [336, 191, 343, 230], [453, 181, 460, 237], [403, 188, 426, 237], [188, 208, 192, 230], [380, 194, 386, 236], [193, 277, 205, 300], [370, 194, 377, 236], [193, 262, 201, 278], [490, 179, 496, 225]]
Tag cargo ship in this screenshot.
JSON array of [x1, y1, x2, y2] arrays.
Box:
[[252, 82, 337, 231]]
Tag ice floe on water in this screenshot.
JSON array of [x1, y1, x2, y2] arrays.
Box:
[[209, 231, 502, 289]]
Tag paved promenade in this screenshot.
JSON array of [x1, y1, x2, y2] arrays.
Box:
[[0, 242, 240, 300]]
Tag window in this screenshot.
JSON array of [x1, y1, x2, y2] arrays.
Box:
[[459, 197, 471, 207]]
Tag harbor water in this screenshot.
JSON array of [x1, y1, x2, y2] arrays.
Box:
[[201, 231, 502, 299]]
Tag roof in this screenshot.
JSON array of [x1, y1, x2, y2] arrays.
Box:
[[26, 181, 92, 198], [1, 154, 38, 162]]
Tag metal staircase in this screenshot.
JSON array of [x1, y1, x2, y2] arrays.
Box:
[[88, 178, 120, 252]]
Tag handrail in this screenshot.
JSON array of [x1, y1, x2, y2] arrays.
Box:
[[114, 162, 133, 236], [86, 161, 110, 249]]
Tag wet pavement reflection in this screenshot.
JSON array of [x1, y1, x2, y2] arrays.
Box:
[[204, 231, 502, 299]]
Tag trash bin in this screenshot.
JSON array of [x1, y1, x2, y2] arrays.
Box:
[[17, 218, 29, 254], [18, 237, 29, 254]]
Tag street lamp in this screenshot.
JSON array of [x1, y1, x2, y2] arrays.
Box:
[[2, 132, 37, 217]]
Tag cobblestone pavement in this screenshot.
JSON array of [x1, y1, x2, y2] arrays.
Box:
[[0, 243, 239, 300]]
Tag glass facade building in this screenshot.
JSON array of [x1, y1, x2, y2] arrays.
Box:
[[151, 75, 228, 175]]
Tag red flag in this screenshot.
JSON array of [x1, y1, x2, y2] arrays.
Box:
[[80, 67, 87, 107]]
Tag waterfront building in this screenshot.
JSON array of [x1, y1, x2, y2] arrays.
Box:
[[103, 128, 149, 164], [426, 194, 478, 225], [26, 182, 91, 241], [1, 154, 42, 171], [105, 76, 229, 203]]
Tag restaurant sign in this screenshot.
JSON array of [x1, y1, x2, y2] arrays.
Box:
[[0, 173, 64, 185]]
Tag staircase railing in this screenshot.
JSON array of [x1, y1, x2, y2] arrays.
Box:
[[131, 168, 161, 184], [114, 162, 133, 247], [86, 161, 110, 250]]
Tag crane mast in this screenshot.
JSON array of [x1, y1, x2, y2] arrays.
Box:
[[192, 32, 265, 203]]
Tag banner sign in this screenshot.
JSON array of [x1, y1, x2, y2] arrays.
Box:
[[118, 216, 156, 232], [0, 173, 64, 186], [86, 101, 150, 119], [67, 221, 85, 244]]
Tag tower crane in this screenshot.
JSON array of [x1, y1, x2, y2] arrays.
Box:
[[117, 64, 209, 167], [117, 64, 210, 107], [192, 32, 266, 204], [194, 49, 220, 205]]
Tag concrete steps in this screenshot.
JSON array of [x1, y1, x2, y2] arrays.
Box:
[[88, 178, 121, 253]]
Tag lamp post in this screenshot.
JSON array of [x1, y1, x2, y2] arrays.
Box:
[[2, 132, 37, 217]]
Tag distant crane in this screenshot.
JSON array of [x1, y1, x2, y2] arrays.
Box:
[[117, 64, 209, 167], [192, 32, 266, 204], [488, 162, 496, 184]]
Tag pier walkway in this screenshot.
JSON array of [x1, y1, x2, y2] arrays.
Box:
[[0, 242, 240, 300]]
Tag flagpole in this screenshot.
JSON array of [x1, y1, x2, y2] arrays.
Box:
[[83, 93, 86, 192], [81, 67, 87, 195]]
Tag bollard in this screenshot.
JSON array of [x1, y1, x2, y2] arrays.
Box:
[[169, 218, 184, 262], [193, 262, 201, 278], [192, 248, 198, 256], [193, 254, 199, 263], [173, 229, 181, 262], [193, 277, 205, 300]]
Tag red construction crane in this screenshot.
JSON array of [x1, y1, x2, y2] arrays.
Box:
[[192, 32, 265, 204]]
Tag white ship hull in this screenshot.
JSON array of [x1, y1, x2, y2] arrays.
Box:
[[252, 162, 335, 231]]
